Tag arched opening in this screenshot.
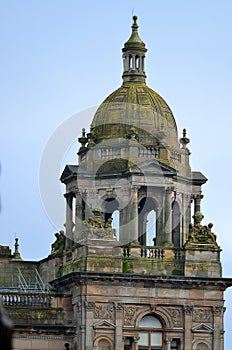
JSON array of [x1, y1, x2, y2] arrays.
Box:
[[112, 210, 119, 240], [146, 210, 156, 246], [96, 338, 112, 350], [138, 315, 164, 350], [103, 198, 119, 223], [172, 201, 180, 247], [135, 55, 140, 71], [138, 197, 158, 246], [195, 343, 209, 350], [129, 54, 133, 71]]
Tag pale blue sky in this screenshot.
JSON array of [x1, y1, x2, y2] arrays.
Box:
[[1, 0, 232, 346]]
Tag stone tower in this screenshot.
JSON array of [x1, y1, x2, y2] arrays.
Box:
[[57, 16, 232, 350], [1, 16, 232, 350]]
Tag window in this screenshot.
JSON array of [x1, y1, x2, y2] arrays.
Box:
[[138, 315, 164, 350], [171, 339, 180, 350], [124, 337, 133, 350]]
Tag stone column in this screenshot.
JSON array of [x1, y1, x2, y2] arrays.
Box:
[[129, 186, 139, 244], [132, 54, 136, 70], [165, 338, 171, 350], [183, 305, 193, 350], [213, 306, 224, 350], [182, 194, 192, 244], [134, 335, 139, 350], [156, 206, 163, 246], [164, 187, 173, 246], [85, 301, 94, 350], [64, 193, 74, 247], [74, 190, 83, 242], [115, 304, 123, 349]]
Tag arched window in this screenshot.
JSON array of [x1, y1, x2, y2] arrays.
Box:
[[135, 55, 140, 71], [138, 315, 164, 350], [129, 54, 133, 70]]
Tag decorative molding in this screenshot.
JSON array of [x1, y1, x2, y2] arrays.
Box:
[[193, 308, 212, 323], [165, 307, 183, 327], [123, 305, 137, 326], [85, 301, 95, 310], [192, 323, 214, 333], [213, 306, 224, 316], [94, 303, 114, 320]]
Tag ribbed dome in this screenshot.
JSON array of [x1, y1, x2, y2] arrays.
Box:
[[90, 16, 179, 149], [91, 82, 179, 148]]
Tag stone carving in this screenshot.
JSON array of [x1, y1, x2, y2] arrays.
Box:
[[85, 301, 95, 310], [184, 305, 193, 315], [166, 307, 182, 327], [185, 212, 218, 247], [94, 303, 114, 320], [81, 208, 116, 240], [51, 230, 65, 255], [193, 308, 212, 323], [123, 305, 136, 325], [213, 306, 224, 316]]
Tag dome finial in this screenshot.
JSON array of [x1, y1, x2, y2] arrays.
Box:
[[132, 15, 138, 30]]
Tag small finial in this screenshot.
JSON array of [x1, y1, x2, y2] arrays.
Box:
[[13, 238, 22, 260], [78, 128, 88, 150], [180, 128, 190, 148], [132, 15, 138, 31]]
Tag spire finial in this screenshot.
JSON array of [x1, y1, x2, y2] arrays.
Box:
[[132, 15, 138, 30]]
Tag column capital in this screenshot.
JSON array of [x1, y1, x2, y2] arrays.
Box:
[[193, 194, 204, 200], [183, 305, 193, 315], [64, 192, 75, 199]]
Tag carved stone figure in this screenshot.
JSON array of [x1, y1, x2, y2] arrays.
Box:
[[185, 211, 218, 247]]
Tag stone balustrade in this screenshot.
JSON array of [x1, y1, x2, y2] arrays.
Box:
[[0, 292, 52, 307]]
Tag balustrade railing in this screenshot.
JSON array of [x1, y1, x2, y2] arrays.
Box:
[[122, 246, 184, 261], [0, 292, 52, 307]]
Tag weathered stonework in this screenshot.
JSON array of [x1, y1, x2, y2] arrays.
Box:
[[1, 15, 232, 350]]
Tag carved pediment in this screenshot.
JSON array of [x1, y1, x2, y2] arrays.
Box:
[[192, 323, 214, 333], [133, 158, 177, 177], [60, 164, 78, 183], [93, 320, 115, 329]]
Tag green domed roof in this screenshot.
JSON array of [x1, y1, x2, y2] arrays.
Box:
[[91, 82, 178, 147], [90, 16, 179, 149]]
